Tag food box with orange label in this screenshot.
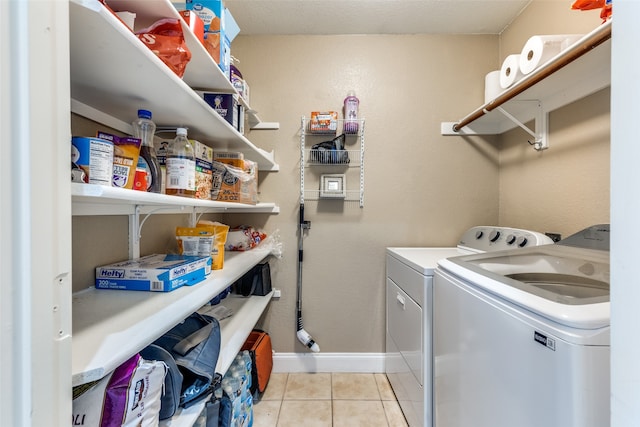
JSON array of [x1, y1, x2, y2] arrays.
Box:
[[185, 0, 240, 76], [309, 111, 338, 134]]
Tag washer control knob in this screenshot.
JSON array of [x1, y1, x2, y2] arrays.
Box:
[[475, 230, 484, 239], [506, 234, 516, 245], [516, 236, 528, 247], [489, 230, 501, 242]]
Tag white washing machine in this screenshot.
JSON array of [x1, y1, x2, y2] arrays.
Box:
[[386, 226, 553, 427], [434, 224, 610, 427]]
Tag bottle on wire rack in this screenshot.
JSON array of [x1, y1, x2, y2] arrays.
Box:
[[132, 109, 161, 193], [343, 90, 359, 134], [165, 127, 195, 198]]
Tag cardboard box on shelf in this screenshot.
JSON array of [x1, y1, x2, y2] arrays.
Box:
[[194, 140, 213, 200], [179, 10, 204, 44], [186, 0, 240, 76], [95, 254, 210, 292], [199, 92, 239, 128], [309, 111, 338, 134], [210, 159, 257, 205], [213, 151, 244, 168]]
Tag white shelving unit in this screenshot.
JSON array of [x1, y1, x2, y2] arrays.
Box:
[[300, 117, 366, 207], [72, 183, 280, 216], [67, 0, 280, 425], [69, 0, 279, 171], [441, 20, 611, 150], [72, 247, 273, 386]]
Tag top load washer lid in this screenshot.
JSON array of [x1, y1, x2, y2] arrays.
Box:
[[438, 244, 610, 329], [387, 247, 462, 275], [387, 226, 553, 276]]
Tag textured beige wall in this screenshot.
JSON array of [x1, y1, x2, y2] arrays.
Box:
[[499, 0, 604, 62], [71, 0, 610, 356], [231, 34, 500, 353], [71, 34, 500, 354], [497, 0, 610, 237]]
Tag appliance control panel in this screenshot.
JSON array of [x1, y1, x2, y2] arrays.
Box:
[[458, 226, 554, 253]]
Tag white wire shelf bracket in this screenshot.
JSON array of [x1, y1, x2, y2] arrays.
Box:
[[300, 116, 365, 208], [441, 19, 611, 151]]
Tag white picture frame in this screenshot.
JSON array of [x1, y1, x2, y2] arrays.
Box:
[[320, 174, 346, 198]]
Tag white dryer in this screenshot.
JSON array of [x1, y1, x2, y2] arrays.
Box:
[[434, 224, 610, 427], [386, 226, 552, 427]]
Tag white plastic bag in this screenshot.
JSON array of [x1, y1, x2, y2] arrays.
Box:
[[72, 354, 166, 427]]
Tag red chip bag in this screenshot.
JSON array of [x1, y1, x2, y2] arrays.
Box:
[[571, 0, 605, 10], [136, 18, 192, 78], [600, 2, 612, 21]]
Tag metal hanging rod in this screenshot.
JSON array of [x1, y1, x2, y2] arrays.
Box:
[[452, 20, 612, 133]]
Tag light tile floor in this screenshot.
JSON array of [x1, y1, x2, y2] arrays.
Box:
[[253, 373, 409, 427]]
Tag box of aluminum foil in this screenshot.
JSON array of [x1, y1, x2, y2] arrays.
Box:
[[95, 254, 210, 292]]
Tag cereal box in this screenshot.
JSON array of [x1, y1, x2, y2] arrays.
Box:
[[309, 111, 338, 134], [193, 140, 213, 200]]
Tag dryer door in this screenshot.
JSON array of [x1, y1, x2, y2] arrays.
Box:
[[387, 278, 423, 385]]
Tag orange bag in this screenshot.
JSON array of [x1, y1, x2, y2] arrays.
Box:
[[571, 0, 604, 10], [136, 19, 192, 78], [241, 330, 273, 395]]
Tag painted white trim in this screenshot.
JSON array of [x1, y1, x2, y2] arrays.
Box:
[[273, 352, 385, 373]]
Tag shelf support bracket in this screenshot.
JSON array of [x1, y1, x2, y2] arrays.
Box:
[[129, 206, 141, 260], [128, 205, 187, 259], [494, 101, 548, 151]]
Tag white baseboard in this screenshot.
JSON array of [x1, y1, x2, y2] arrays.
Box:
[[272, 352, 385, 373]]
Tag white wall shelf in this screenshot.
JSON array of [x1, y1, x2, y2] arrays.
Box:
[[71, 247, 273, 387], [71, 183, 280, 216], [300, 117, 366, 207], [441, 20, 611, 141], [157, 290, 273, 427], [68, 3, 280, 425], [69, 0, 279, 171]]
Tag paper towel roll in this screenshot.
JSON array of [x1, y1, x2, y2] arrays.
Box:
[[484, 70, 501, 104], [519, 34, 583, 75], [499, 54, 524, 89]]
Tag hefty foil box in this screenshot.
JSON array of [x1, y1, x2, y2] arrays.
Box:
[[95, 254, 210, 292]]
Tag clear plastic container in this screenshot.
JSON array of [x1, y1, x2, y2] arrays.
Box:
[[165, 127, 195, 198], [132, 109, 161, 193]]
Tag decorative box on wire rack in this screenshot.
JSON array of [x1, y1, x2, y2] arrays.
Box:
[[95, 254, 210, 292]]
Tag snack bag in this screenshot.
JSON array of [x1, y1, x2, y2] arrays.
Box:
[[226, 226, 266, 251], [176, 226, 215, 258], [136, 18, 192, 78], [197, 220, 229, 270], [97, 132, 141, 190], [571, 0, 604, 9]]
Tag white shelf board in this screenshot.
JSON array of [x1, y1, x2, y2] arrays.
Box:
[[207, 292, 273, 375], [159, 399, 206, 427], [71, 183, 279, 215], [159, 398, 207, 427], [443, 22, 611, 135], [69, 0, 278, 171], [158, 291, 273, 427], [71, 247, 272, 386]]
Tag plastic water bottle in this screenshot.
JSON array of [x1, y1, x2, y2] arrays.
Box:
[[242, 350, 252, 391], [132, 109, 161, 193], [343, 90, 359, 134], [166, 127, 195, 198]]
